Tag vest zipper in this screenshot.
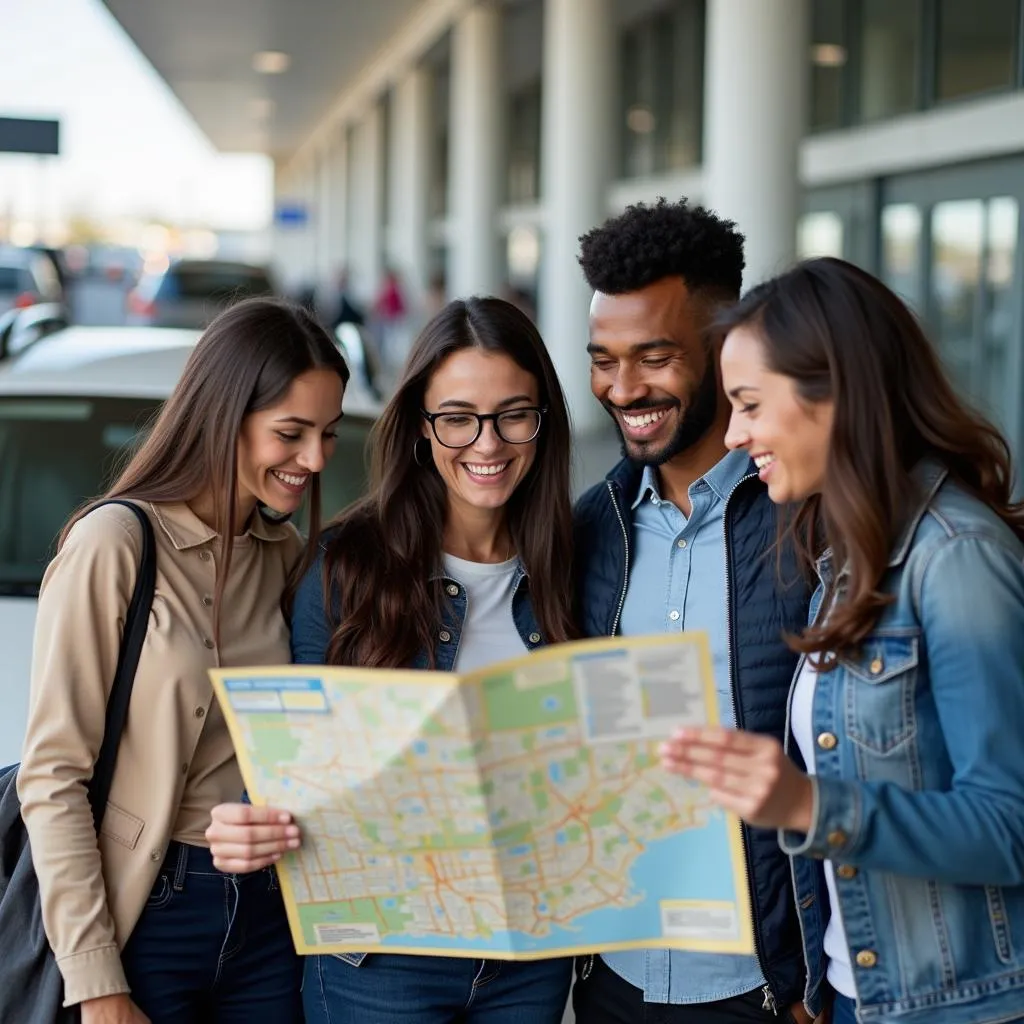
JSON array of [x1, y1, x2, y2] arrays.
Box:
[[723, 472, 776, 1011], [606, 481, 630, 636]]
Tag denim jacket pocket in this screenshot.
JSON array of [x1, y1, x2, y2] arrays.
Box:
[[841, 632, 920, 755]]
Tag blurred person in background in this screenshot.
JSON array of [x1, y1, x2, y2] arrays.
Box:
[[207, 296, 578, 1024], [663, 257, 1024, 1024], [17, 298, 349, 1024]]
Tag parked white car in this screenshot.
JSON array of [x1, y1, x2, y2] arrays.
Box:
[[0, 326, 379, 766]]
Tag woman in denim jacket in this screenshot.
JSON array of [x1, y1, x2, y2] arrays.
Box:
[[661, 258, 1024, 1024], [207, 297, 577, 1023]]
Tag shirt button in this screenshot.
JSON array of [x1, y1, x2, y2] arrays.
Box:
[[827, 829, 848, 848], [528, 632, 541, 644], [202, 595, 213, 607], [439, 630, 452, 643], [149, 849, 162, 862], [194, 706, 206, 719], [836, 864, 858, 880], [446, 584, 459, 597], [676, 539, 687, 549], [180, 762, 189, 776], [869, 657, 884, 675], [202, 637, 214, 649], [856, 950, 878, 969], [668, 610, 680, 621], [817, 732, 838, 750], [198, 550, 211, 562]]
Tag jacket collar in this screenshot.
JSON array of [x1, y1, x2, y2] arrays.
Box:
[[887, 457, 949, 567], [148, 501, 295, 551]]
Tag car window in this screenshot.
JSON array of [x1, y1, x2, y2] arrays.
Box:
[[0, 267, 25, 292], [157, 266, 274, 303], [0, 396, 373, 596]]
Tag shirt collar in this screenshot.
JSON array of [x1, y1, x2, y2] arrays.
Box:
[[148, 501, 295, 551], [631, 448, 753, 509]]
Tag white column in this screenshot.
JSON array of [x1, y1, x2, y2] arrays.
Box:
[[387, 67, 432, 315], [703, 0, 808, 288], [349, 105, 384, 305], [447, 3, 502, 297], [330, 127, 349, 280], [317, 142, 335, 289], [539, 0, 615, 433]]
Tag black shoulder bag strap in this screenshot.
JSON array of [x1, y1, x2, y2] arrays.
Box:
[[86, 500, 157, 832]]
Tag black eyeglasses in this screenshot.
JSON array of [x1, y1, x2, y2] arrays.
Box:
[[421, 407, 546, 448]]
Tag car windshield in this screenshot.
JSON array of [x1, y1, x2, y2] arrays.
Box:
[[0, 267, 25, 292], [159, 266, 274, 302], [0, 395, 371, 595]]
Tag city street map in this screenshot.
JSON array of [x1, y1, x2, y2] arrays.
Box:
[[210, 633, 754, 959]]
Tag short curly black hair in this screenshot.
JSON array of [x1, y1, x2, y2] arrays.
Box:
[[578, 197, 745, 299]]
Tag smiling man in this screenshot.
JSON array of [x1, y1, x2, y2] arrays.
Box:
[[572, 199, 817, 1024]]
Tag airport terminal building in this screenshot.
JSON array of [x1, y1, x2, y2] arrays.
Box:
[[106, 0, 1024, 444]]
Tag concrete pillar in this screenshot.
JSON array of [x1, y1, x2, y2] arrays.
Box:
[[349, 105, 384, 305], [447, 3, 502, 297], [316, 142, 335, 289], [330, 127, 349, 282], [703, 0, 808, 288], [387, 67, 433, 315], [539, 0, 615, 433]]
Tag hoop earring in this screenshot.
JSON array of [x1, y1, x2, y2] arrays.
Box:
[[413, 437, 432, 468]]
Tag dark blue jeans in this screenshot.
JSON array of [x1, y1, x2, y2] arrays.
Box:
[[831, 995, 857, 1024], [121, 841, 302, 1023], [304, 952, 572, 1024]]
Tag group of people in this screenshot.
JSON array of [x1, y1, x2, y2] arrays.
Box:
[[16, 199, 1024, 1024]]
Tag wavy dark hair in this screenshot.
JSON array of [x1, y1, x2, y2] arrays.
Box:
[[62, 296, 350, 639], [322, 296, 576, 668], [717, 256, 1024, 660]]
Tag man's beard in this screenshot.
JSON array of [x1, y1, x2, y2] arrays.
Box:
[[606, 357, 720, 467]]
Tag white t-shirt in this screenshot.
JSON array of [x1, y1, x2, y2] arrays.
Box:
[[441, 553, 528, 673], [790, 656, 858, 999]]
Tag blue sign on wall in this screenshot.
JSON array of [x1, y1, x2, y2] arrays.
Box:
[[274, 201, 310, 227], [0, 117, 60, 155]]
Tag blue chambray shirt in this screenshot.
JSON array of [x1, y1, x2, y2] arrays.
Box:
[[603, 448, 766, 1004]]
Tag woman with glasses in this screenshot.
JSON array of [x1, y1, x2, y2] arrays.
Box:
[[207, 297, 577, 1023]]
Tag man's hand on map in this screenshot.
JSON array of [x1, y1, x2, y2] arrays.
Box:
[[658, 726, 814, 833], [206, 802, 302, 872]]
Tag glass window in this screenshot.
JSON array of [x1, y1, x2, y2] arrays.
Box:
[[810, 0, 848, 131], [506, 80, 542, 205], [858, 0, 921, 121], [798, 211, 845, 258], [980, 197, 1019, 429], [937, 0, 1019, 102], [0, 396, 159, 594], [881, 203, 924, 309], [429, 60, 450, 219], [620, 0, 703, 179], [930, 199, 985, 403]]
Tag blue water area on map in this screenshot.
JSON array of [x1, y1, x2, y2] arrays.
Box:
[[413, 741, 428, 755], [548, 764, 563, 784], [375, 808, 740, 954]]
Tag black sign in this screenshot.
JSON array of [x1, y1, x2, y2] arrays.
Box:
[[0, 117, 60, 155]]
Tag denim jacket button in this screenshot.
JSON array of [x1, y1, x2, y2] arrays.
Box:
[[817, 732, 838, 751], [529, 632, 541, 644], [869, 657, 884, 674], [836, 864, 858, 880], [439, 630, 452, 643], [856, 950, 878, 968], [827, 829, 848, 847], [446, 584, 459, 597]]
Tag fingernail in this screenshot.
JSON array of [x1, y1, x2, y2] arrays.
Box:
[[277, 813, 292, 824], [272, 852, 281, 861], [287, 838, 301, 848], [285, 825, 300, 838]]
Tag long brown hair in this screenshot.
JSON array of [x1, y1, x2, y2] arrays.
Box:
[[717, 257, 1024, 660], [62, 296, 350, 638], [323, 296, 576, 668]]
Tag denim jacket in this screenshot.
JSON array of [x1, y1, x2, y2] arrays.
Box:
[[784, 460, 1024, 1024], [290, 534, 547, 966]]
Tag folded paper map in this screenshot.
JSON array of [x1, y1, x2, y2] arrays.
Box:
[[210, 633, 754, 959]]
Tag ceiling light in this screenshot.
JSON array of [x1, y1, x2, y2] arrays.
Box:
[[811, 44, 847, 68], [253, 51, 291, 74]]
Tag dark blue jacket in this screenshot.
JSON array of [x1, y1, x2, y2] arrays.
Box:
[[574, 458, 813, 1012]]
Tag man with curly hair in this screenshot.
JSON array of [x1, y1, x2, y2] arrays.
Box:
[[572, 199, 816, 1024]]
